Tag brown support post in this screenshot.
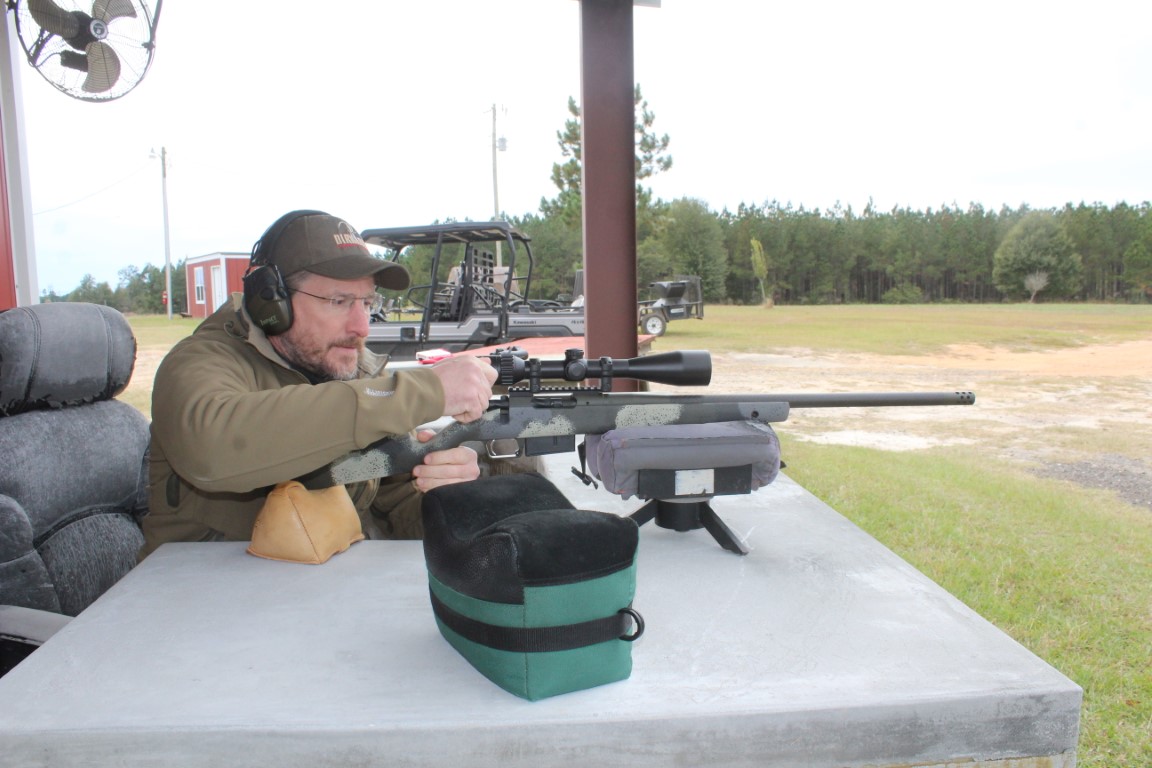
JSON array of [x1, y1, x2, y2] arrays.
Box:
[[580, 0, 638, 387]]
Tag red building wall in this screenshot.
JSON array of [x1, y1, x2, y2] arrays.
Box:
[[185, 253, 248, 319], [0, 119, 17, 310]]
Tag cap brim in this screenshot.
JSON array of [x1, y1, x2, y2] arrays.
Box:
[[306, 254, 411, 291]]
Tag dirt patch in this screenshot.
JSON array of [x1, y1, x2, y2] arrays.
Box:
[[876, 339, 1152, 377], [665, 340, 1152, 509]]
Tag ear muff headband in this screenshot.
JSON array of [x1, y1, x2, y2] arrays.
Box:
[[242, 209, 328, 336]]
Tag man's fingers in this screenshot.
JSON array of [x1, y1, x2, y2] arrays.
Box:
[[452, 394, 490, 424], [431, 355, 496, 423], [411, 445, 480, 491], [418, 445, 477, 466]]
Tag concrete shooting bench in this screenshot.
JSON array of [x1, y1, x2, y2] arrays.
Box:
[[0, 451, 1081, 768]]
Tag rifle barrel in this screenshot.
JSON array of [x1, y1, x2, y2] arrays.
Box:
[[781, 391, 976, 408], [297, 390, 975, 490]]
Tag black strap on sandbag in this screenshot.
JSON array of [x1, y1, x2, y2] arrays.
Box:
[[429, 588, 643, 653]]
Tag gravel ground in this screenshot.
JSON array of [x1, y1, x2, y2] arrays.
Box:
[[1035, 454, 1152, 510]]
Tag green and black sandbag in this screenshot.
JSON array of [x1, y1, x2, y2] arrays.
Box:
[[421, 473, 642, 700]]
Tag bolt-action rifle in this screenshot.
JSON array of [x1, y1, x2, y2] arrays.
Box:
[[297, 348, 975, 490]]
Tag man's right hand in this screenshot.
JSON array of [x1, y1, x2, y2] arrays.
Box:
[[429, 355, 497, 423]]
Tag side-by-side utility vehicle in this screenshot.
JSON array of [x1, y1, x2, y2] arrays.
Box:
[[362, 221, 702, 360]]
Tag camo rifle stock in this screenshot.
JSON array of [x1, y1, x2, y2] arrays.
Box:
[[296, 349, 975, 490]]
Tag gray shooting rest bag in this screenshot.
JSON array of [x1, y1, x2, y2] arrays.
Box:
[[581, 420, 781, 555], [585, 420, 781, 500]]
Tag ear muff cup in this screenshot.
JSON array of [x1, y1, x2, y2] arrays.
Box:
[[242, 209, 328, 336], [243, 264, 293, 336]]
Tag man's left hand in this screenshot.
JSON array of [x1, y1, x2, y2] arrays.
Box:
[[410, 429, 480, 491]]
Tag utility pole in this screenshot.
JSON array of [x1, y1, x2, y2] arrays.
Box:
[[151, 146, 173, 320], [489, 105, 507, 265], [491, 103, 500, 219]]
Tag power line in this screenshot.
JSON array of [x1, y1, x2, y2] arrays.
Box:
[[32, 163, 151, 216]]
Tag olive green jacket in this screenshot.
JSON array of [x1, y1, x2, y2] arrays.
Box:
[[143, 294, 444, 556]]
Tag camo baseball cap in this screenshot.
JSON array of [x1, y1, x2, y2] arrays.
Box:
[[269, 212, 410, 290]]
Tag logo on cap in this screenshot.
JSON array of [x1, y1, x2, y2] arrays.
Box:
[[333, 220, 367, 250]]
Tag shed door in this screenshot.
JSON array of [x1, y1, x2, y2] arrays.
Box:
[[211, 265, 227, 311]]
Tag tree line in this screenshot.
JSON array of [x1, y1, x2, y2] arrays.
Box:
[[42, 262, 188, 315], [43, 198, 1152, 314], [608, 198, 1151, 305], [43, 88, 1152, 311]]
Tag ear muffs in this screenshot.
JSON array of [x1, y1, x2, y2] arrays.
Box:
[[243, 209, 328, 336], [243, 263, 293, 336]]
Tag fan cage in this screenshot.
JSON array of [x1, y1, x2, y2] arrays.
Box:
[[13, 0, 157, 102]]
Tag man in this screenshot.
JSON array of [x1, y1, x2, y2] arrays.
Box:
[[143, 210, 497, 557]]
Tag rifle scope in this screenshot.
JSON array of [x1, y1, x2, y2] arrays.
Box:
[[487, 348, 712, 390]]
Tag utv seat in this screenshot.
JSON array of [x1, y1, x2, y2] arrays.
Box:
[[0, 302, 149, 675]]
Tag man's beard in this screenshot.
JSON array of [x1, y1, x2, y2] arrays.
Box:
[[272, 333, 364, 382]]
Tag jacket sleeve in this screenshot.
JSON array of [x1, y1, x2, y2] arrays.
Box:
[[151, 339, 445, 493]]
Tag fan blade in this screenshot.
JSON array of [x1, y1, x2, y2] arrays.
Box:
[[92, 0, 138, 23], [82, 41, 121, 93], [27, 0, 82, 39]]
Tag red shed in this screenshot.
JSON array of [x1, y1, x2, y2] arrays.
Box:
[[185, 252, 249, 319]]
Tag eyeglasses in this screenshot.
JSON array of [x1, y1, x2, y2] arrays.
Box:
[[292, 289, 385, 316]]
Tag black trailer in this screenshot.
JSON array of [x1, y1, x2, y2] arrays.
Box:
[[637, 276, 705, 336], [572, 270, 705, 337]]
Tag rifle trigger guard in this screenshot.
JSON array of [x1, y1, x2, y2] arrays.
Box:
[[484, 439, 522, 460]]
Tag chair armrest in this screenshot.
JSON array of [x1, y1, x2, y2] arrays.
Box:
[[0, 605, 72, 646]]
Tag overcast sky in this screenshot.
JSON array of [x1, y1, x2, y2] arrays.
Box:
[[15, 0, 1152, 293]]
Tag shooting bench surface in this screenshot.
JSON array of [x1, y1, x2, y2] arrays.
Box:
[[0, 462, 1079, 768]]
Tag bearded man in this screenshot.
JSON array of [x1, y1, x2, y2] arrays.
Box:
[[143, 210, 496, 556]]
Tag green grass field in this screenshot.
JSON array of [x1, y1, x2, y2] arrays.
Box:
[[128, 305, 1152, 766], [127, 314, 201, 348]]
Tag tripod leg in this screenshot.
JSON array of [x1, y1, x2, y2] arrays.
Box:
[[630, 500, 658, 527], [699, 504, 749, 555]]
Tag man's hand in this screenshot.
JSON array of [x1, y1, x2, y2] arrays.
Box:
[[429, 355, 497, 423], [410, 430, 480, 492]]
